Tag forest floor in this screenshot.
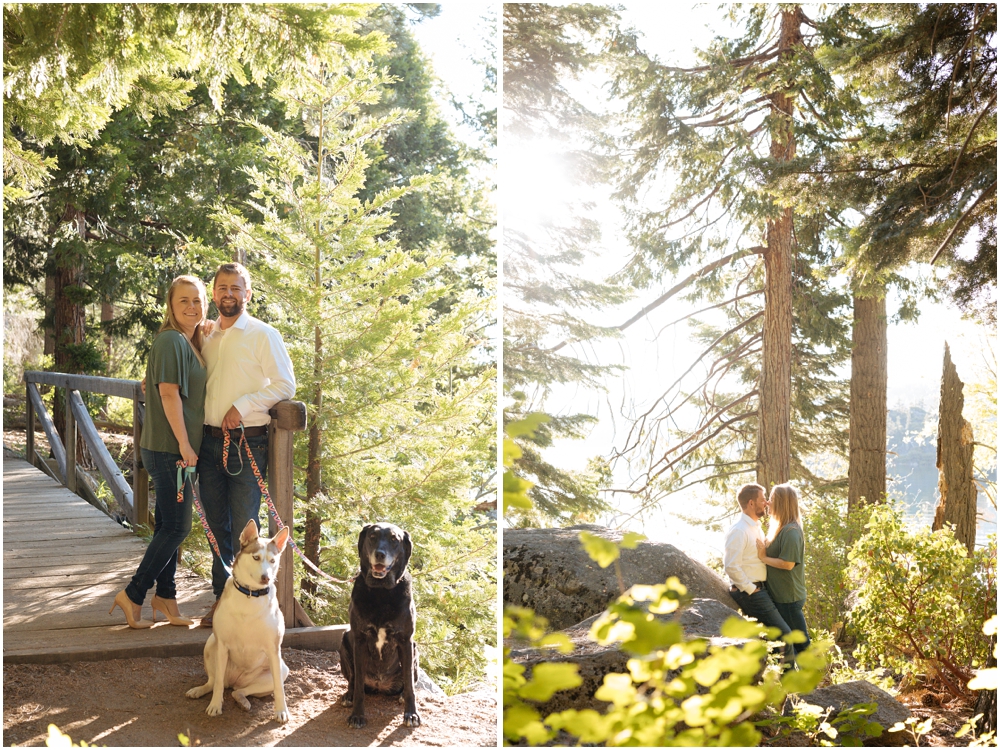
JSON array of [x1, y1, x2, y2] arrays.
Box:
[[3, 649, 497, 747]]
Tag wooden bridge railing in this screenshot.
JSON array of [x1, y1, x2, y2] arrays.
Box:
[[22, 371, 307, 625]]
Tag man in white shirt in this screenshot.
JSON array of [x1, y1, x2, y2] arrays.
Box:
[[198, 263, 296, 626], [723, 483, 792, 650]]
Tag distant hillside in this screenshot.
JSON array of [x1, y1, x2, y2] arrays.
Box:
[[888, 404, 996, 545]]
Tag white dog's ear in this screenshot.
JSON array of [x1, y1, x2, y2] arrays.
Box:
[[240, 519, 259, 547], [272, 526, 290, 553]]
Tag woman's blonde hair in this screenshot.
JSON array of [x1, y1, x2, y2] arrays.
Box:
[[159, 275, 207, 365], [767, 483, 801, 541]]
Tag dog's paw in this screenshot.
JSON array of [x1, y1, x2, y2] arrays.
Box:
[[185, 686, 208, 699], [206, 701, 223, 717], [233, 693, 251, 711], [403, 711, 421, 728], [347, 714, 367, 728], [342, 696, 354, 707], [274, 709, 290, 724]]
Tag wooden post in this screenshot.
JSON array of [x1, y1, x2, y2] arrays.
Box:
[[65, 389, 78, 494], [133, 393, 149, 528], [25, 383, 35, 467], [268, 400, 306, 628]]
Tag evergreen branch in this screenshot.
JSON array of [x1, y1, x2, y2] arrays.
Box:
[[946, 89, 997, 187], [647, 311, 763, 410], [615, 323, 761, 462], [610, 248, 764, 336], [660, 46, 779, 74], [677, 95, 769, 126], [671, 459, 756, 486], [412, 537, 495, 579], [645, 390, 759, 481], [929, 179, 996, 265], [654, 180, 725, 230], [653, 289, 763, 338], [690, 105, 768, 129], [649, 334, 761, 444], [944, 6, 983, 132]]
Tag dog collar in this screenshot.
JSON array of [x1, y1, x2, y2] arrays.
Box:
[[233, 576, 269, 597]]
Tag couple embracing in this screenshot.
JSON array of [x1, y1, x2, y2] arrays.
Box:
[[109, 263, 296, 629], [723, 482, 810, 665]]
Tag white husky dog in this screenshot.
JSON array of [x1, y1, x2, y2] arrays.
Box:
[[186, 519, 291, 723]]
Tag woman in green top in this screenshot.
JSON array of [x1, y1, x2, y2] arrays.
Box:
[[756, 483, 811, 655], [110, 275, 209, 629]]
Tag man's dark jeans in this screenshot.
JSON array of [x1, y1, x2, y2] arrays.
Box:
[[774, 598, 811, 656], [198, 431, 268, 597], [730, 585, 793, 664], [126, 448, 194, 605]]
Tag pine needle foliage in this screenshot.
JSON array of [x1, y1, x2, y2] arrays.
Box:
[[3, 3, 364, 203], [811, 4, 997, 324]]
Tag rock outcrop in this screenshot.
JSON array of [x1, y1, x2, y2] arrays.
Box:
[[786, 680, 912, 746], [504, 525, 737, 631]]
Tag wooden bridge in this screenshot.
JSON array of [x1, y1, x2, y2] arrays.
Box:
[[4, 372, 346, 665], [3, 455, 218, 663]]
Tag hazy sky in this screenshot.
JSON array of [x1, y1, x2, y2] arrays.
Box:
[[409, 4, 495, 146]]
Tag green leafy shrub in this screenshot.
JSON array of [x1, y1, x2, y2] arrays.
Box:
[[848, 503, 997, 697], [823, 637, 895, 692], [503, 543, 832, 745], [800, 493, 873, 635]]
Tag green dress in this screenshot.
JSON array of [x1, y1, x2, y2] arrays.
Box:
[[765, 520, 806, 603], [140, 330, 207, 455]]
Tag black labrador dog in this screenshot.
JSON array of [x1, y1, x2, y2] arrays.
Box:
[[340, 522, 420, 728]]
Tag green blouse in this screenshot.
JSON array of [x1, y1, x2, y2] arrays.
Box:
[[140, 330, 207, 455], [765, 520, 806, 603]]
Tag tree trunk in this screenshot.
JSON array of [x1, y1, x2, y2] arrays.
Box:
[[52, 206, 87, 442], [302, 325, 324, 597], [302, 110, 327, 599], [44, 274, 56, 356], [101, 301, 114, 369], [848, 289, 888, 513], [972, 634, 997, 735], [756, 7, 802, 491], [932, 342, 977, 553]]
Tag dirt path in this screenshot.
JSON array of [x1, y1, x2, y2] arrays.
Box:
[[3, 649, 497, 747]]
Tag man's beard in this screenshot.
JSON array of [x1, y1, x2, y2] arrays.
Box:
[[218, 298, 244, 318]]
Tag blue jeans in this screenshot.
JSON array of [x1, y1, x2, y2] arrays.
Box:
[[774, 598, 811, 655], [126, 449, 194, 605], [730, 584, 792, 664], [197, 431, 268, 597]]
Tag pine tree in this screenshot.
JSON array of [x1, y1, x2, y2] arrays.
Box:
[[800, 3, 996, 508], [212, 57, 495, 690], [610, 4, 854, 503], [816, 4, 997, 325]]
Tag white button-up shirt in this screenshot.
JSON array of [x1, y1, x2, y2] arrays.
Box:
[[203, 311, 296, 428], [723, 512, 768, 595]]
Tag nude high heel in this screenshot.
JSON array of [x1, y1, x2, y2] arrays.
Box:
[[109, 590, 153, 629], [150, 595, 194, 626]]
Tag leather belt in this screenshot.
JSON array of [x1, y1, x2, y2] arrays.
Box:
[[204, 425, 268, 438]]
